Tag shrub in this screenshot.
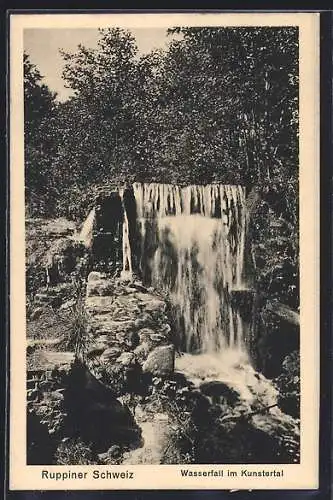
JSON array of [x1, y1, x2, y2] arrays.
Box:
[[274, 350, 300, 418], [54, 438, 96, 465], [64, 293, 89, 358]]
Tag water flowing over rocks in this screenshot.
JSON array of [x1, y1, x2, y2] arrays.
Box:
[[26, 182, 300, 465], [132, 182, 247, 353]]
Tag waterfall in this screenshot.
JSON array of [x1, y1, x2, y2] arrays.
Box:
[[132, 182, 247, 354], [76, 207, 96, 249]]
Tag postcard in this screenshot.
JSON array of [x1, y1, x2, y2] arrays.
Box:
[[9, 11, 319, 490]]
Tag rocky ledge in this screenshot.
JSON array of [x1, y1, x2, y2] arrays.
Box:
[[85, 272, 175, 395]]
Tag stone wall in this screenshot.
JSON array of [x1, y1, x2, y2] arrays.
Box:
[[85, 272, 176, 395]]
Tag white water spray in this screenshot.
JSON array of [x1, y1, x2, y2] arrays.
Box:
[[133, 182, 247, 354]]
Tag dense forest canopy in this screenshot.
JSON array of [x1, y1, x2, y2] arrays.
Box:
[[24, 26, 298, 218], [24, 27, 299, 307], [24, 27, 299, 306]]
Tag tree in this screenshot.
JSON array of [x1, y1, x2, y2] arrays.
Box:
[[24, 52, 58, 216], [55, 29, 140, 185]]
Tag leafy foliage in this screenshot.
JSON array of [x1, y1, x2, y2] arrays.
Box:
[[24, 53, 59, 216], [54, 438, 96, 465], [24, 27, 299, 306], [275, 351, 300, 418], [25, 26, 298, 207]]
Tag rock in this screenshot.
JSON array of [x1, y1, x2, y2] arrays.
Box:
[[86, 272, 115, 297], [115, 295, 142, 309], [86, 296, 115, 314], [87, 271, 106, 283], [116, 352, 136, 367], [48, 390, 64, 401], [135, 293, 166, 313], [27, 337, 65, 350], [90, 318, 135, 335], [29, 351, 75, 372], [133, 342, 151, 363], [159, 323, 171, 336], [199, 381, 240, 404], [138, 327, 156, 342], [100, 347, 122, 362], [133, 313, 154, 329], [30, 307, 44, 320], [154, 413, 169, 422], [59, 299, 76, 310], [34, 293, 51, 303], [107, 444, 122, 459], [116, 330, 139, 349], [150, 333, 168, 344], [142, 345, 175, 376], [87, 343, 108, 358], [94, 334, 112, 343]]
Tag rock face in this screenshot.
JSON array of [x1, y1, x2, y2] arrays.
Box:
[[64, 362, 141, 452], [27, 358, 142, 462], [45, 238, 89, 285], [142, 345, 175, 376], [84, 272, 175, 394]]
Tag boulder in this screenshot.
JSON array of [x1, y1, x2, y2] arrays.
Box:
[[59, 299, 76, 310], [87, 271, 105, 283], [87, 280, 115, 297], [86, 343, 108, 358], [142, 345, 175, 376], [100, 347, 122, 362], [116, 352, 136, 367], [199, 381, 240, 405], [159, 323, 171, 336], [29, 351, 75, 373], [149, 333, 168, 344], [133, 342, 151, 363]]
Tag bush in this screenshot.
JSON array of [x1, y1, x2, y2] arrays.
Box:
[[54, 438, 96, 465], [274, 350, 300, 418], [64, 290, 89, 357]]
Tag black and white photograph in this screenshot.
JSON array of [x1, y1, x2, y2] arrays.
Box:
[[9, 12, 320, 490]]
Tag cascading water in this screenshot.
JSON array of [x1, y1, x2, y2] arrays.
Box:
[[132, 182, 247, 355], [129, 183, 299, 462], [79, 181, 299, 463]]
